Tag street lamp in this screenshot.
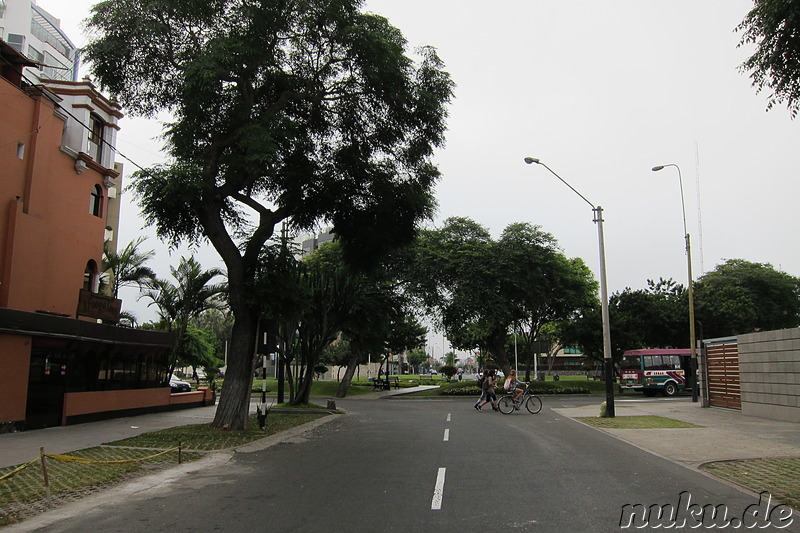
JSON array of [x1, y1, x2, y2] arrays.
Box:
[[652, 164, 699, 403], [524, 157, 615, 417]]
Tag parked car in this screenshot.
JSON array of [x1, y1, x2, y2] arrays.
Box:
[[169, 375, 192, 393]]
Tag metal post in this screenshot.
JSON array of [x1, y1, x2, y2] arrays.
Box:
[[686, 233, 698, 403], [653, 164, 699, 404], [524, 157, 615, 416], [594, 206, 615, 417]]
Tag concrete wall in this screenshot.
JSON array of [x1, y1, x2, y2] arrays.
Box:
[[737, 327, 800, 423], [64, 388, 171, 420]]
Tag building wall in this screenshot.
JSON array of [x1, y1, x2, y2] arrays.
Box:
[[0, 53, 125, 317], [737, 327, 800, 423], [0, 0, 78, 83], [0, 74, 111, 316], [0, 334, 31, 424]]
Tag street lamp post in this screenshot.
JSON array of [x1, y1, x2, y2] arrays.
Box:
[[652, 164, 699, 403], [524, 157, 615, 417]]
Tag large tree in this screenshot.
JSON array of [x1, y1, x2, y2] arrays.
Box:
[[402, 218, 597, 375], [737, 0, 800, 117], [563, 279, 688, 370], [402, 217, 506, 361], [495, 222, 597, 378], [84, 0, 453, 429], [694, 259, 800, 338]]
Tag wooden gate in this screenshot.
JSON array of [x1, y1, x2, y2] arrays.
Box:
[[704, 339, 741, 410]]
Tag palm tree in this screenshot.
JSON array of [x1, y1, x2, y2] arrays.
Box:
[[101, 237, 157, 298], [141, 256, 227, 378]]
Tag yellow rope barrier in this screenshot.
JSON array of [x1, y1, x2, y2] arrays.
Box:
[[0, 457, 39, 482], [0, 446, 182, 484], [45, 446, 180, 465]]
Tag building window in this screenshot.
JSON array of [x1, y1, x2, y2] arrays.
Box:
[[83, 260, 99, 293], [90, 185, 103, 217], [7, 33, 24, 53], [563, 345, 582, 355], [88, 114, 104, 163], [28, 45, 44, 71]]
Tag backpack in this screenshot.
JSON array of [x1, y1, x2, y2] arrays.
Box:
[[504, 378, 512, 391]]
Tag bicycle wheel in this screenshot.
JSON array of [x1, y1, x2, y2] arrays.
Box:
[[525, 395, 542, 414], [497, 396, 515, 414]]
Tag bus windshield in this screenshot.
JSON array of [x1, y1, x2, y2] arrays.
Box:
[[620, 355, 641, 369]]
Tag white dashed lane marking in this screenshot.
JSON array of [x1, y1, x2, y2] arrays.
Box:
[[431, 468, 446, 510]]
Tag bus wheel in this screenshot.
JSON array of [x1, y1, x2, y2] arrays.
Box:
[[663, 382, 678, 397]]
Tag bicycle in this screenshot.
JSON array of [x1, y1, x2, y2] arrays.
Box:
[[497, 386, 542, 414]]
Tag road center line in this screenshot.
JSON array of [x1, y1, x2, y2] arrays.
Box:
[[431, 467, 446, 510], [443, 428, 450, 441], [446, 413, 451, 422]]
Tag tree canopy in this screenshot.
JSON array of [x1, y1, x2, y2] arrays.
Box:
[[737, 0, 800, 117], [401, 217, 598, 373], [84, 0, 452, 429], [694, 259, 800, 338]]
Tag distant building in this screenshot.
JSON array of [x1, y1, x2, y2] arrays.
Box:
[[301, 229, 334, 256], [0, 0, 79, 83]]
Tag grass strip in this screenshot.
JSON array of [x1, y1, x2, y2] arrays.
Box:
[[104, 412, 327, 450], [576, 415, 703, 429], [701, 458, 800, 511], [0, 412, 327, 526], [0, 446, 201, 526]]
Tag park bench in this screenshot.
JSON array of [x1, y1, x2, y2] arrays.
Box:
[[369, 376, 400, 391]]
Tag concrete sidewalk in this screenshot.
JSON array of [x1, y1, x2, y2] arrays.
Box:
[[0, 405, 220, 469], [552, 398, 800, 469]]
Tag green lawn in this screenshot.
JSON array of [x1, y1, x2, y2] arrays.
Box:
[[577, 415, 703, 429]]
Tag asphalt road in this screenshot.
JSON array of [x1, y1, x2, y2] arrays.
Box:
[[31, 396, 792, 532]]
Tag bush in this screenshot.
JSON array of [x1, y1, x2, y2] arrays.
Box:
[[440, 386, 482, 396], [528, 382, 591, 395], [439, 365, 458, 380], [439, 381, 481, 396]]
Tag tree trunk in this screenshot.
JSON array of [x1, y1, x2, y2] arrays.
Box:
[[336, 354, 360, 398], [295, 361, 315, 404], [212, 310, 257, 430]]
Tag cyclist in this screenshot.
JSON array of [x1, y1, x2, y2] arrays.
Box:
[[504, 369, 526, 405]]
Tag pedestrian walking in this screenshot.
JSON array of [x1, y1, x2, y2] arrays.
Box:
[[476, 369, 499, 411], [474, 371, 485, 410]]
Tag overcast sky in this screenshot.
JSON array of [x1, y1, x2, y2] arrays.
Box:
[[36, 1, 800, 350]]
